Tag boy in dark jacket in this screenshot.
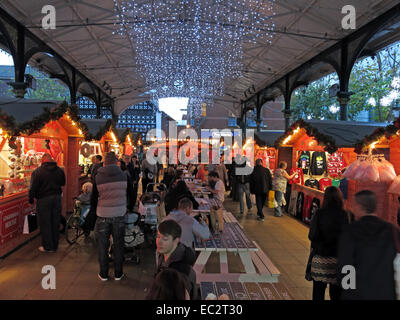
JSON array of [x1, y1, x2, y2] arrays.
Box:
[[29, 153, 66, 253], [155, 220, 197, 299], [337, 190, 400, 300], [250, 159, 272, 220]]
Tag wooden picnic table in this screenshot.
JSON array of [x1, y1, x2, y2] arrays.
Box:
[[193, 210, 281, 289]]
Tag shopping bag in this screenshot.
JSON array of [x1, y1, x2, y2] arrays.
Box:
[[23, 213, 38, 234], [268, 190, 275, 208], [210, 207, 224, 233], [250, 194, 256, 206]]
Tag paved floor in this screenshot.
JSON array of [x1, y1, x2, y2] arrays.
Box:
[[0, 195, 313, 300]]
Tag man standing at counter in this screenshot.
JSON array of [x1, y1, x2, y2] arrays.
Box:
[[29, 153, 66, 253]]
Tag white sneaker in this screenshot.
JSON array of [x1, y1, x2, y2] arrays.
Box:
[[98, 274, 108, 281], [115, 273, 126, 281]]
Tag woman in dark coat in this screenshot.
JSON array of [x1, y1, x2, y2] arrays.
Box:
[[164, 180, 199, 215], [308, 186, 352, 300]]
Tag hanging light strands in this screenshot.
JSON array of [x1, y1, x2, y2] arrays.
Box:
[[114, 0, 275, 111]]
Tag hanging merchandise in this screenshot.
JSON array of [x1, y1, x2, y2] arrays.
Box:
[[332, 178, 341, 187], [388, 176, 400, 195], [310, 151, 327, 176], [345, 155, 396, 183], [319, 177, 332, 191], [297, 151, 311, 174], [305, 177, 320, 190], [327, 152, 345, 177], [302, 195, 313, 223], [296, 192, 304, 220], [288, 189, 298, 216], [289, 168, 304, 185], [304, 198, 320, 224]]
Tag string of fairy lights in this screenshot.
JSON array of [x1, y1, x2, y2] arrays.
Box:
[[114, 0, 275, 118]]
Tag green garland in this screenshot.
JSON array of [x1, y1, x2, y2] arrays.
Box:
[[118, 128, 133, 145], [0, 101, 77, 137], [274, 119, 338, 154], [354, 117, 400, 154]]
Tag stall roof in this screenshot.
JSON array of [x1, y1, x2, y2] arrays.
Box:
[[81, 119, 114, 140], [305, 120, 388, 148], [0, 98, 64, 124], [0, 98, 84, 137], [275, 119, 388, 153], [255, 131, 285, 147]]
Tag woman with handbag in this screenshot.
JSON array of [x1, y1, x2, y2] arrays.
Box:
[[308, 186, 352, 300]]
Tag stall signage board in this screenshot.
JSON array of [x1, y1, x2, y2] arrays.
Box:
[[0, 196, 33, 244]]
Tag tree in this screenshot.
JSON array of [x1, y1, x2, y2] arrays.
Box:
[[290, 41, 400, 123]]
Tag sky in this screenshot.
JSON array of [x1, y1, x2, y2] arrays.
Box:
[[158, 97, 188, 121], [0, 50, 13, 65]]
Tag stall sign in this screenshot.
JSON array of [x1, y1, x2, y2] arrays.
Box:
[[80, 142, 101, 158], [0, 197, 33, 244]]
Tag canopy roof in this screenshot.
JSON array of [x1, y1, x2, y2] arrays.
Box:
[[255, 131, 285, 147]]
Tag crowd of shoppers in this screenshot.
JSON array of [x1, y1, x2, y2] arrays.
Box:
[[29, 149, 400, 301]]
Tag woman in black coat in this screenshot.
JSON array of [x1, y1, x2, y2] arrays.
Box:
[[308, 186, 352, 301], [164, 180, 199, 215]]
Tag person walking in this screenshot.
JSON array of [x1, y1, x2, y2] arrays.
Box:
[[250, 159, 272, 221], [308, 186, 352, 300], [91, 152, 134, 281], [163, 197, 210, 249], [141, 153, 157, 193], [90, 154, 103, 183], [236, 156, 253, 215], [131, 154, 141, 207], [272, 161, 295, 217], [29, 154, 66, 253], [337, 190, 400, 300]]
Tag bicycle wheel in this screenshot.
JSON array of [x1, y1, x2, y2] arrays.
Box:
[[66, 214, 84, 244]]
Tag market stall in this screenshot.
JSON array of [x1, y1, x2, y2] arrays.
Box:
[[254, 131, 283, 170], [353, 117, 400, 225], [0, 99, 84, 257], [79, 119, 119, 173], [116, 128, 140, 156], [274, 119, 386, 225]]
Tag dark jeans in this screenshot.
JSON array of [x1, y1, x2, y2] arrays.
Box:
[[312, 280, 341, 300], [95, 216, 125, 278], [255, 193, 267, 218], [37, 194, 62, 251]]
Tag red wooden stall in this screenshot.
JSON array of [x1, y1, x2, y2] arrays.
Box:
[[274, 119, 386, 225], [0, 99, 84, 257]]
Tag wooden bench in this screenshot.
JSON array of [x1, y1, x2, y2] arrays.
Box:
[[193, 210, 280, 284], [200, 281, 293, 300]]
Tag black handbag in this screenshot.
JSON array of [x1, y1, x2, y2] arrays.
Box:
[[23, 213, 38, 234], [305, 246, 315, 281]]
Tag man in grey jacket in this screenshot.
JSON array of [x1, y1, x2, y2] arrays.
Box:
[[91, 152, 133, 281], [163, 197, 210, 249]]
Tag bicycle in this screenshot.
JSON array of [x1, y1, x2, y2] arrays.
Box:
[[66, 198, 90, 244]]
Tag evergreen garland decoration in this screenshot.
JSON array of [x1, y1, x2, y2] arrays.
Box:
[[354, 117, 400, 154], [118, 128, 133, 145], [274, 119, 338, 154]]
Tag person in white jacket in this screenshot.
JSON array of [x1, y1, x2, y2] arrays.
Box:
[[163, 197, 210, 249]]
